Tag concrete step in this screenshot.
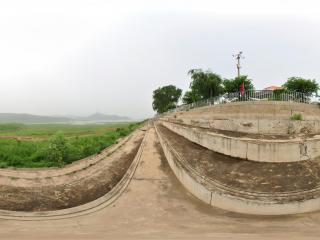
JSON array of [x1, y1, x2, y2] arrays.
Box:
[[155, 122, 320, 215]]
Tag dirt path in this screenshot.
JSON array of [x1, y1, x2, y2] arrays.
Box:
[[1, 127, 320, 239]]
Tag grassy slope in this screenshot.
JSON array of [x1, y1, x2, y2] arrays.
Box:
[[0, 122, 143, 168]]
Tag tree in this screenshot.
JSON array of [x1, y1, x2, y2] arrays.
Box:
[[188, 69, 224, 100], [223, 75, 254, 93], [283, 77, 319, 96], [182, 90, 202, 104], [152, 85, 182, 113]]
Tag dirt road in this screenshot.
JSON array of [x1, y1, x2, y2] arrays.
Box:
[[0, 127, 320, 239]]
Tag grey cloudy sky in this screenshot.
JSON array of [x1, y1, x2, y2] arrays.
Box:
[[0, 0, 320, 119]]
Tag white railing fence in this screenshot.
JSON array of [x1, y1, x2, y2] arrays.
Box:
[[156, 90, 318, 117]]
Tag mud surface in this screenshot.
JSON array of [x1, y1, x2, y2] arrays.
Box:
[[0, 135, 143, 211], [157, 124, 320, 193]]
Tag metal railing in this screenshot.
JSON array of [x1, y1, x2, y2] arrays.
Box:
[[156, 90, 318, 117], [226, 90, 309, 103]]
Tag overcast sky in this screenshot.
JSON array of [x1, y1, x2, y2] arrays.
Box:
[[0, 0, 320, 119]]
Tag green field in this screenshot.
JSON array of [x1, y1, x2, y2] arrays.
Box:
[[0, 122, 143, 168]]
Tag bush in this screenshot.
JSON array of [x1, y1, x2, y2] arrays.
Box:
[[45, 132, 69, 166], [290, 113, 303, 121], [116, 127, 129, 137], [272, 89, 286, 101], [0, 162, 8, 168]]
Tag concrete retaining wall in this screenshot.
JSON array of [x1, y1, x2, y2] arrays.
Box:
[[169, 101, 320, 120], [163, 117, 320, 135], [164, 101, 320, 135], [160, 121, 320, 163], [155, 124, 320, 215]]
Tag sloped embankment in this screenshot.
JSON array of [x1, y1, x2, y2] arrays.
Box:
[[155, 122, 320, 215], [159, 120, 320, 162], [0, 128, 145, 211]]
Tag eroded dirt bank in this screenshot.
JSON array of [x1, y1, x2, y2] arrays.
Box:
[[0, 129, 145, 211], [156, 123, 320, 194]]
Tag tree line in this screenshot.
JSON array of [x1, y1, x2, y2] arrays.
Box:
[[152, 69, 319, 114]]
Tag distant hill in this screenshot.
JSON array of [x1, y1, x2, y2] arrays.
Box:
[[0, 112, 131, 124], [84, 112, 131, 121], [0, 113, 71, 123]]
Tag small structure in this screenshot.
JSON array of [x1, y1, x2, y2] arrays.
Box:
[[263, 85, 284, 91]]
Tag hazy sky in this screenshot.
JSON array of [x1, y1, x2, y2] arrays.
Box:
[[0, 0, 320, 119]]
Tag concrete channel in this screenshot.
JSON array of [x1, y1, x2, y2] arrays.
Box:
[[1, 126, 320, 239]]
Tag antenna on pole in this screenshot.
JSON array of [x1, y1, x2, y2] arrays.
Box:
[[233, 51, 244, 78]]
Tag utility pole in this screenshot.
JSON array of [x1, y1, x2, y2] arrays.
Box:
[[233, 51, 244, 78]]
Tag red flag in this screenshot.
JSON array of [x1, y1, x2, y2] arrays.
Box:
[[240, 82, 245, 96]]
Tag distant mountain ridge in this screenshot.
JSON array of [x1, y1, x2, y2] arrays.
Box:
[[0, 112, 131, 123], [81, 112, 130, 121]]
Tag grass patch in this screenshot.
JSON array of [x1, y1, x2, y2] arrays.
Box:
[[290, 113, 303, 121], [0, 123, 25, 132], [0, 122, 143, 168]]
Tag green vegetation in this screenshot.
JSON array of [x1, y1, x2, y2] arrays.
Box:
[[183, 69, 224, 104], [223, 75, 254, 94], [152, 68, 320, 113], [283, 77, 319, 96], [182, 90, 202, 104], [152, 85, 182, 114], [181, 69, 254, 104], [0, 123, 25, 132], [0, 122, 142, 168], [290, 113, 303, 121], [271, 88, 286, 101]]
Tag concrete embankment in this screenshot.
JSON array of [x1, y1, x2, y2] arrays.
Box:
[[155, 122, 320, 215], [159, 120, 320, 162], [0, 127, 147, 213], [163, 101, 320, 135], [4, 126, 320, 239]]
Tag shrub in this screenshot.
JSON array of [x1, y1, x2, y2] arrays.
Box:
[[0, 162, 8, 168], [116, 127, 129, 137], [290, 113, 303, 121], [272, 89, 286, 101], [45, 132, 69, 166]]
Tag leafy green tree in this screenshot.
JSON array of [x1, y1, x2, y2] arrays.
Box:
[[182, 90, 202, 104], [152, 85, 182, 113], [223, 75, 254, 93], [283, 77, 319, 95], [187, 69, 224, 100]]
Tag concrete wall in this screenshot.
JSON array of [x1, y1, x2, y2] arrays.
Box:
[[163, 101, 320, 135], [160, 121, 320, 163], [155, 124, 320, 215], [169, 101, 320, 120], [163, 117, 320, 135]]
